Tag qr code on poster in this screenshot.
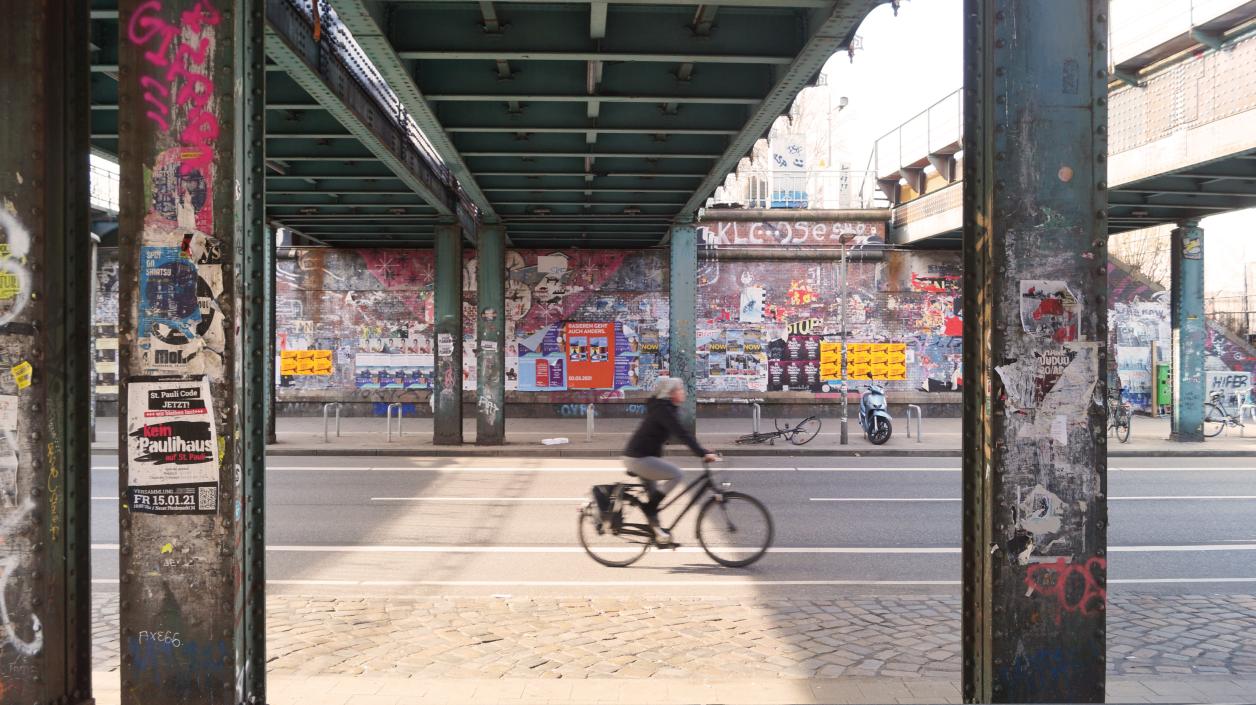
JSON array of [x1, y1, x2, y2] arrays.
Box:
[[198, 485, 218, 512]]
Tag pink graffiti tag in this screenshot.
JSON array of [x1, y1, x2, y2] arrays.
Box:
[[1024, 557, 1106, 622], [127, 0, 221, 174]]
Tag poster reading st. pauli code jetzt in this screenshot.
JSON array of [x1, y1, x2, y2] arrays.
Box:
[[125, 375, 220, 515]]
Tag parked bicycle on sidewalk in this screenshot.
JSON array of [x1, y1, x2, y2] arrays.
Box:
[[1204, 390, 1246, 437]]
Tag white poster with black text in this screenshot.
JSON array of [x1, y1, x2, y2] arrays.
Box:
[[126, 375, 219, 514]]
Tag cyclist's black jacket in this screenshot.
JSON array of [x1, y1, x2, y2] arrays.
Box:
[[624, 398, 710, 458]]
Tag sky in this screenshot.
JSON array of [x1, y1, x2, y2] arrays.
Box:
[[810, 0, 1254, 295]]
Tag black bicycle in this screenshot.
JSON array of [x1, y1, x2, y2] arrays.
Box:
[[1204, 391, 1245, 438], [578, 460, 774, 568], [1108, 395, 1131, 443], [734, 416, 821, 446]]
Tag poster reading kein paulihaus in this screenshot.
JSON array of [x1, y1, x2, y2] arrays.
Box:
[[126, 375, 220, 514]]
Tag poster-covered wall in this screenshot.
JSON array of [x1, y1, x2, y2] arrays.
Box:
[[90, 245, 1256, 411], [694, 250, 964, 394]]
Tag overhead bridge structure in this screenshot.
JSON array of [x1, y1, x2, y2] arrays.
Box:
[[7, 1, 1142, 704], [91, 0, 878, 247]]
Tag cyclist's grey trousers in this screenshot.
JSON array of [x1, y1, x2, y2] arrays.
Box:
[[622, 456, 684, 503]]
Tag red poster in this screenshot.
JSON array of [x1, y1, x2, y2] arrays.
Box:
[[535, 359, 550, 388], [565, 322, 615, 389]]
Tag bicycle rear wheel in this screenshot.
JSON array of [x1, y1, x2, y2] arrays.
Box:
[[1203, 403, 1227, 438], [788, 416, 821, 445], [1115, 409, 1131, 443], [696, 491, 773, 568], [578, 501, 651, 567]]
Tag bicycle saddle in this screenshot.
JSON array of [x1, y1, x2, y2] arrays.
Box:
[[625, 469, 639, 477]]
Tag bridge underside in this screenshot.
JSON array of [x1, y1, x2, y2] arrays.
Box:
[[89, 0, 879, 248]]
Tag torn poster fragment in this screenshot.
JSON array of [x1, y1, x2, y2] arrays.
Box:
[[995, 342, 1099, 439], [1020, 280, 1080, 342]]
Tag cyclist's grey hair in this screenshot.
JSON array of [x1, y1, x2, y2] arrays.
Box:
[[651, 377, 685, 399]]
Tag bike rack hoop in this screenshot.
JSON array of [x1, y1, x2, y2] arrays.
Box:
[[386, 402, 403, 442], [905, 404, 923, 443], [323, 402, 342, 443]]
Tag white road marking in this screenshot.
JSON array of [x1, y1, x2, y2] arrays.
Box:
[[87, 543, 1256, 554], [87, 576, 1256, 588], [371, 497, 586, 503], [811, 495, 1256, 502]]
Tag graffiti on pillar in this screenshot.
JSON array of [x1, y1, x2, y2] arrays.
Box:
[[127, 1, 227, 379], [0, 210, 32, 328], [1024, 557, 1107, 622], [0, 499, 43, 657]]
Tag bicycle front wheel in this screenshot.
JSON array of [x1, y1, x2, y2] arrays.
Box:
[[1203, 403, 1227, 438], [696, 491, 773, 568], [578, 501, 651, 567], [788, 416, 821, 445]]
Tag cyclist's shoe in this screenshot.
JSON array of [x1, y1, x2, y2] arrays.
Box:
[[652, 526, 677, 547]]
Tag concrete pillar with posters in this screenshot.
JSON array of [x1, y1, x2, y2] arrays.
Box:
[[1170, 220, 1206, 441], [476, 225, 506, 444], [117, 0, 267, 702], [669, 224, 698, 430], [433, 223, 464, 445], [0, 3, 93, 703], [961, 0, 1110, 702]]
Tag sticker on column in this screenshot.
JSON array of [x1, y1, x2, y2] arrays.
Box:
[[0, 395, 16, 507], [126, 375, 219, 515], [1182, 232, 1202, 260], [438, 333, 454, 357], [10, 361, 32, 389], [1020, 280, 1080, 342], [482, 340, 498, 353]]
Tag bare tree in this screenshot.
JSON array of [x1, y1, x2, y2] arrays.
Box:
[[1108, 224, 1172, 289]]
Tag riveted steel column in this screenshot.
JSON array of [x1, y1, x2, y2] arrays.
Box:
[[265, 227, 277, 446], [117, 1, 264, 702], [669, 225, 698, 430], [476, 226, 506, 445], [434, 224, 464, 445], [0, 2, 92, 703], [962, 1, 1109, 702], [237, 0, 268, 701], [1170, 221, 1205, 442]]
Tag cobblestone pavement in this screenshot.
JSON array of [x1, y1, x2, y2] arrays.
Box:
[[92, 593, 1256, 680]]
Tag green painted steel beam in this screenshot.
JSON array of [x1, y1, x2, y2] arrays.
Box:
[[263, 0, 460, 219], [462, 150, 718, 158], [678, 0, 881, 218], [391, 0, 829, 5], [400, 50, 792, 64], [476, 171, 706, 178], [447, 126, 739, 135], [427, 93, 762, 104], [433, 223, 464, 444], [669, 224, 698, 427], [268, 189, 415, 195], [332, 0, 497, 222], [483, 187, 691, 193]]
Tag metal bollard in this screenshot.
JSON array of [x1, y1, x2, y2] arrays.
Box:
[[323, 402, 342, 443], [905, 404, 923, 443], [586, 403, 595, 442], [387, 403, 403, 442], [752, 402, 761, 434]]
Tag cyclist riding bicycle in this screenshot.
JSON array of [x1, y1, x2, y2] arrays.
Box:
[[623, 377, 719, 547]]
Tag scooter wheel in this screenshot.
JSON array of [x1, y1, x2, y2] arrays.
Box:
[[869, 419, 892, 445]]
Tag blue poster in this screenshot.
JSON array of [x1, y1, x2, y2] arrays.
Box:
[[139, 246, 200, 338]]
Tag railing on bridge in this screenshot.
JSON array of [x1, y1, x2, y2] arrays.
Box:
[[271, 0, 480, 224], [719, 170, 884, 210]]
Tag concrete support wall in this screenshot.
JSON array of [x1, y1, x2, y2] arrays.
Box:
[[117, 0, 265, 701], [1171, 221, 1206, 441], [669, 225, 699, 428], [0, 3, 92, 702], [476, 226, 506, 444], [433, 224, 464, 444], [962, 0, 1109, 701]]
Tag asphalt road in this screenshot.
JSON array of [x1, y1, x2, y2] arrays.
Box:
[[88, 454, 1256, 597]]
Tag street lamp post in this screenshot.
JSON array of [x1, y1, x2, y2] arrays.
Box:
[[838, 232, 855, 444]]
